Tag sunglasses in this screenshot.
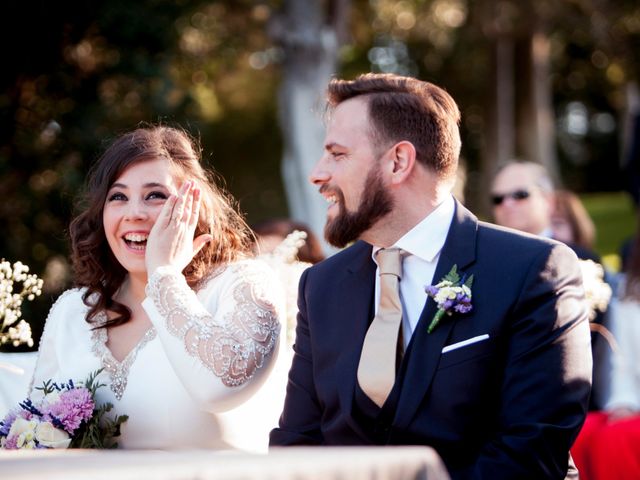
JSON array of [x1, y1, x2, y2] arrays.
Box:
[[491, 189, 531, 206]]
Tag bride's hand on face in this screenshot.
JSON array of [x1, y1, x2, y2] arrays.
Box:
[[145, 180, 213, 275]]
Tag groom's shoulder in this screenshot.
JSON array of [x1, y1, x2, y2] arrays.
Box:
[[476, 220, 571, 257], [306, 240, 371, 276], [456, 201, 561, 255], [477, 220, 549, 243]]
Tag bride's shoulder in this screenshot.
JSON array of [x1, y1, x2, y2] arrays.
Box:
[[44, 288, 89, 324], [38, 288, 91, 348], [200, 258, 285, 309], [206, 257, 279, 287], [51, 287, 86, 308]]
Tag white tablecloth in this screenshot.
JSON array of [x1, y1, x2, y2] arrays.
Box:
[[0, 446, 450, 480]]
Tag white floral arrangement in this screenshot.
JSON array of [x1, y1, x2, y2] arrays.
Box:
[[0, 259, 43, 348], [270, 230, 308, 264], [579, 259, 612, 320], [259, 231, 311, 346]]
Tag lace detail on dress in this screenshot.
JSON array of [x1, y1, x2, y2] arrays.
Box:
[[90, 314, 157, 401], [146, 264, 280, 387]]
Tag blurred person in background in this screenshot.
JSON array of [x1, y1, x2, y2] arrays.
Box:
[[571, 219, 640, 480], [551, 189, 597, 254], [490, 161, 555, 238], [252, 218, 325, 265]]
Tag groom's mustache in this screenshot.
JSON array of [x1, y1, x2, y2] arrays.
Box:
[[319, 184, 342, 200]]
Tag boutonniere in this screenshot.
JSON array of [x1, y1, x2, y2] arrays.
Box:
[[424, 265, 474, 333]]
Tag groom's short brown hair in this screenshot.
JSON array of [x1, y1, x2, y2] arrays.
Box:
[[327, 73, 461, 179]]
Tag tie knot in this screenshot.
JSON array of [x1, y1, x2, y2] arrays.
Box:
[[376, 248, 404, 279]]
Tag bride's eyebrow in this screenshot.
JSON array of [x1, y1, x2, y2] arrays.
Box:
[[108, 182, 168, 190], [143, 182, 169, 189]]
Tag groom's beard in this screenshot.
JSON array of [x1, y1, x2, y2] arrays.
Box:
[[324, 168, 394, 248]]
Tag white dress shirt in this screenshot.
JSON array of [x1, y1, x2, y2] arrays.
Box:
[[372, 195, 455, 348]]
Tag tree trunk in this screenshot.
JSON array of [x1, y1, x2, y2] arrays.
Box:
[[478, 1, 559, 214], [515, 31, 559, 183], [271, 0, 349, 252], [482, 34, 516, 214]]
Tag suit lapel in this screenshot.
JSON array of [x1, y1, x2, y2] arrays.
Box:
[[393, 201, 478, 429]]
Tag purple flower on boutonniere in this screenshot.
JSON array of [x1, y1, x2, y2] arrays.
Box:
[[424, 265, 474, 334]]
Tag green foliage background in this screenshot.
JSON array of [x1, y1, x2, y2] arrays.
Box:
[[2, 0, 640, 346]]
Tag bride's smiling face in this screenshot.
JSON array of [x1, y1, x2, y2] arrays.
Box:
[[102, 157, 180, 276]]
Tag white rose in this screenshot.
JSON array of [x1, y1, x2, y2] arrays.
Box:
[[35, 422, 71, 449], [435, 291, 448, 304], [18, 435, 36, 449], [8, 417, 38, 438]]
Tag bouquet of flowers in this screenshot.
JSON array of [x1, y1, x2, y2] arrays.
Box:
[[0, 259, 43, 348], [0, 369, 128, 449]]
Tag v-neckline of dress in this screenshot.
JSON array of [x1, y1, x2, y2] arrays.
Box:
[[91, 312, 157, 401]]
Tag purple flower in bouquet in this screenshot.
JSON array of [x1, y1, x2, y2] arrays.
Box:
[[0, 369, 128, 450], [0, 410, 20, 436], [424, 265, 474, 333], [3, 434, 19, 449], [41, 387, 94, 433]]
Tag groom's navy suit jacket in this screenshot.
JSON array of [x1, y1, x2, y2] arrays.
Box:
[[270, 201, 592, 480]]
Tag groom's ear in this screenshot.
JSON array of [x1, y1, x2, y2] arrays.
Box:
[[388, 141, 416, 185]]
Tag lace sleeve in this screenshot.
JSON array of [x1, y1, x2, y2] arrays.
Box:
[[145, 264, 281, 388]]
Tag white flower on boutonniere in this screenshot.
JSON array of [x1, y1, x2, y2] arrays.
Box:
[[424, 265, 474, 334]]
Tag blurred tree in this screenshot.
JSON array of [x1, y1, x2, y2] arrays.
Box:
[[269, 0, 349, 252]]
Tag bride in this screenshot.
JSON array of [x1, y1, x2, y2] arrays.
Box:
[[30, 125, 284, 449]]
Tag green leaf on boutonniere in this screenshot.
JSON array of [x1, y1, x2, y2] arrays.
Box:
[[424, 265, 474, 334]]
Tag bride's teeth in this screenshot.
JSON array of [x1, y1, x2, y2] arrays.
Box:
[[124, 233, 148, 242]]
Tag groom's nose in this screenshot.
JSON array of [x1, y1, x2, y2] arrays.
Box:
[[309, 157, 330, 186]]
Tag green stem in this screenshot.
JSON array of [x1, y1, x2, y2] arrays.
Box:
[[428, 308, 446, 334]]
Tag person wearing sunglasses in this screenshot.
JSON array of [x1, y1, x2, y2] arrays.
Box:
[[490, 161, 556, 237], [490, 160, 601, 267]]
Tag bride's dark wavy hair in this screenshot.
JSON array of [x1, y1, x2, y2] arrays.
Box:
[[70, 125, 254, 328]]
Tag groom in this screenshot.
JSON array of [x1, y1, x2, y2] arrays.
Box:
[[269, 73, 592, 479]]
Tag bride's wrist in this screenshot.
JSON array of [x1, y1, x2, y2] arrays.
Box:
[[146, 265, 182, 284]]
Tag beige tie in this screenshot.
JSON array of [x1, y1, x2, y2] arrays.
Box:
[[357, 248, 404, 408]]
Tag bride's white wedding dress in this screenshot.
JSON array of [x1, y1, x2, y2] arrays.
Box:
[[30, 259, 284, 450]]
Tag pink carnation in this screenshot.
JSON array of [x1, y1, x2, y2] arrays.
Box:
[[43, 388, 94, 433]]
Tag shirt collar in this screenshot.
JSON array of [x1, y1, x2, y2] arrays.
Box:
[[372, 194, 456, 263]]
